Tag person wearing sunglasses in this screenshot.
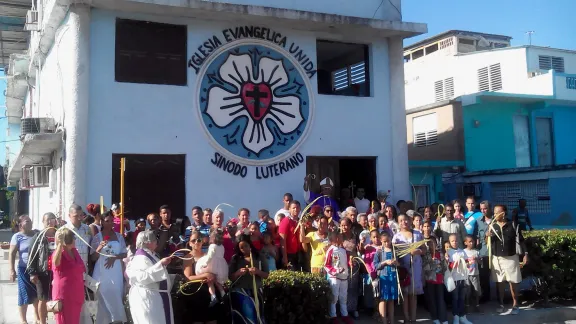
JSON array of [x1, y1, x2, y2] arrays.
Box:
[[433, 203, 467, 249]]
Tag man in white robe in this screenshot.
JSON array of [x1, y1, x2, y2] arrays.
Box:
[[126, 230, 174, 324], [354, 188, 371, 214]]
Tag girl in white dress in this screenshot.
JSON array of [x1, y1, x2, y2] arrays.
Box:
[[195, 231, 228, 306]]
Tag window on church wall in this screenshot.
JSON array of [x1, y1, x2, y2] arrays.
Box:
[[412, 113, 438, 147], [115, 19, 187, 86], [316, 40, 370, 97]]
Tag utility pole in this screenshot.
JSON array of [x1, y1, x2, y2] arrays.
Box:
[[526, 31, 535, 45]]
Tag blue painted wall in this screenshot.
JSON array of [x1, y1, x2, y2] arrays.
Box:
[[409, 168, 444, 206], [535, 105, 576, 166], [462, 102, 523, 172], [548, 177, 576, 226]]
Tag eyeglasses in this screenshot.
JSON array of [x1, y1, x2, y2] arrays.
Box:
[[325, 210, 333, 213], [445, 209, 453, 213], [190, 239, 202, 243]]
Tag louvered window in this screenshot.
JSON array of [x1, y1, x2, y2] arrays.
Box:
[[332, 62, 366, 91], [434, 77, 455, 102], [477, 63, 502, 92], [538, 55, 565, 73], [412, 113, 438, 147]]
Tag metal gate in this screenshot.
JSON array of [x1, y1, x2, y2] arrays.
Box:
[[491, 180, 550, 214]]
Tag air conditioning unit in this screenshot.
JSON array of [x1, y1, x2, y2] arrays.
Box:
[[21, 118, 56, 135], [25, 10, 39, 31], [26, 165, 51, 188], [48, 169, 57, 192]]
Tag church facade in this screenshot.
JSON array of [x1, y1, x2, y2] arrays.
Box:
[[5, 0, 426, 224]]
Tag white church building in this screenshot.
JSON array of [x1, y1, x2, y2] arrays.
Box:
[[5, 0, 426, 224]]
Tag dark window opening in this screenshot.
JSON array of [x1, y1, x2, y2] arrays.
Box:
[[459, 38, 475, 46], [412, 49, 424, 60], [115, 19, 187, 86], [111, 154, 186, 222], [316, 40, 370, 97], [425, 43, 439, 54]]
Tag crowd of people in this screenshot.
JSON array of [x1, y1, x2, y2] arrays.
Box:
[[7, 176, 532, 324]]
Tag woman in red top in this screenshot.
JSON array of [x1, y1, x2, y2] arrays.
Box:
[[52, 227, 86, 324]]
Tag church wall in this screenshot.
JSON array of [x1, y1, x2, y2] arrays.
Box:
[[84, 9, 398, 217]]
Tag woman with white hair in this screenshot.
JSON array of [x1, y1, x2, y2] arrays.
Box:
[[126, 230, 174, 324]]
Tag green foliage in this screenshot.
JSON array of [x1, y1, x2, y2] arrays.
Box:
[[522, 229, 576, 299], [263, 270, 331, 324], [1, 187, 14, 200]]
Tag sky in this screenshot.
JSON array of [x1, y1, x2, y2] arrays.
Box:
[[402, 0, 576, 50]]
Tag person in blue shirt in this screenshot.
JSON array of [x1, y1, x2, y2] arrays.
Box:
[[258, 209, 271, 234], [463, 196, 482, 238]]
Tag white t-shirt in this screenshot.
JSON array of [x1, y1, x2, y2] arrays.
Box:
[[447, 248, 468, 281], [354, 197, 370, 214], [463, 248, 480, 276], [274, 209, 289, 224]]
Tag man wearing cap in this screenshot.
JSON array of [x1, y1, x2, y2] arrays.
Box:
[[303, 175, 340, 221]]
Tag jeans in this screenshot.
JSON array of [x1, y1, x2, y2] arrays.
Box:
[[479, 256, 491, 303], [425, 283, 447, 322], [451, 280, 467, 317]]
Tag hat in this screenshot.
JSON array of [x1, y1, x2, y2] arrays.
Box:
[[136, 218, 146, 225], [320, 177, 334, 187], [406, 210, 422, 218]]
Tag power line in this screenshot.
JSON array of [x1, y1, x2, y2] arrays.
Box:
[[0, 139, 20, 143]]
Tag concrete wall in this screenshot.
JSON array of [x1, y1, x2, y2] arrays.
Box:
[[406, 102, 464, 161], [82, 9, 402, 216]]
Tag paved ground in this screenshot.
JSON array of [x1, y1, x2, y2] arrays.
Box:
[[0, 247, 575, 324]]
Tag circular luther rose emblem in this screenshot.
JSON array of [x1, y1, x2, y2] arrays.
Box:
[[197, 41, 312, 165]]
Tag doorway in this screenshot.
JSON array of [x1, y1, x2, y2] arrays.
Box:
[[111, 154, 186, 221], [306, 156, 377, 203]]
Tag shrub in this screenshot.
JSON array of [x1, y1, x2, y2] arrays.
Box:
[[522, 229, 576, 299], [263, 270, 331, 324]]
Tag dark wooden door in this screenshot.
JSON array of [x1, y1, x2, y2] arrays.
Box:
[[305, 157, 340, 199]]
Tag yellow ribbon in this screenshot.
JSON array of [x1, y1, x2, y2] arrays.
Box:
[[169, 249, 195, 260]]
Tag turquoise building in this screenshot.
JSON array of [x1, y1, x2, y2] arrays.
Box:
[[404, 31, 576, 226]]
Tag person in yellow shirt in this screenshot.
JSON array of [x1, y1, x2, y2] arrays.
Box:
[[300, 216, 330, 275]]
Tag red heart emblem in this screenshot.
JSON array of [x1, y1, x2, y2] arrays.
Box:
[[241, 83, 272, 121]]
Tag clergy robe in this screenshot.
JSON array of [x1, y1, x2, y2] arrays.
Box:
[[126, 248, 174, 324], [304, 190, 340, 222]]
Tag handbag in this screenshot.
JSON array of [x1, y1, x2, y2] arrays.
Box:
[[444, 269, 456, 292], [47, 300, 63, 313]]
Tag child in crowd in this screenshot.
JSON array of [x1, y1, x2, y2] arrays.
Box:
[[249, 221, 263, 250], [260, 232, 278, 271], [373, 232, 398, 324], [464, 235, 481, 313], [258, 209, 270, 234], [324, 232, 352, 324], [446, 234, 473, 324], [423, 235, 448, 324], [196, 231, 229, 306]]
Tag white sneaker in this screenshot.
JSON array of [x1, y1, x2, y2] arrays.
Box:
[[459, 315, 473, 324], [453, 315, 460, 324], [433, 320, 441, 324]]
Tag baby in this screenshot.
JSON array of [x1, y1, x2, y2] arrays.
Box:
[[195, 231, 229, 306]]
